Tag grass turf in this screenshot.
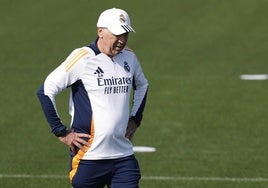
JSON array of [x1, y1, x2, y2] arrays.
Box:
[[1, 0, 268, 187]]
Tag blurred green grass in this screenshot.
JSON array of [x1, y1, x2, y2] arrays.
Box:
[[1, 0, 268, 187]]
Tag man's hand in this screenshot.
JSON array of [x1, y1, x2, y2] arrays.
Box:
[[58, 130, 91, 154], [125, 118, 138, 141]]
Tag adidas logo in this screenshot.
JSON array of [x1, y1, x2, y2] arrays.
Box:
[[94, 67, 104, 77]]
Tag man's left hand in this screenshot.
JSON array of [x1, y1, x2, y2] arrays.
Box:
[[125, 118, 137, 141]]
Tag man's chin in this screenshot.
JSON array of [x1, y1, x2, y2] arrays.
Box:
[[112, 49, 122, 55]]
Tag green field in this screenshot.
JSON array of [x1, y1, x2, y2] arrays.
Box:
[[1, 0, 268, 187]]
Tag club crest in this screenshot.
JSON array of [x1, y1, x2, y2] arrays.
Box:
[[124, 62, 130, 72], [119, 14, 126, 23]]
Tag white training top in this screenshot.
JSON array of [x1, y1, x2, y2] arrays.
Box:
[[37, 40, 148, 160]]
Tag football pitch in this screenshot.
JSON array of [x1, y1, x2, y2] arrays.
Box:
[[1, 0, 268, 187]]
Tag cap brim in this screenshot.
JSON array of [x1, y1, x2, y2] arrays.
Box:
[[108, 25, 135, 35]]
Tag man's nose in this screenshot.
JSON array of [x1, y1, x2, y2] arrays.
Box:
[[117, 34, 128, 43]]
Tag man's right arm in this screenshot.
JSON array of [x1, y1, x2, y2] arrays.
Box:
[[36, 64, 70, 137], [36, 47, 91, 137]]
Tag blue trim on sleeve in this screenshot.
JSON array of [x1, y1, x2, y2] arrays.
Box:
[[70, 80, 93, 134], [131, 88, 148, 127], [36, 84, 67, 135]]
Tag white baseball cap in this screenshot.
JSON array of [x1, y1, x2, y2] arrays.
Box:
[[97, 8, 135, 35]]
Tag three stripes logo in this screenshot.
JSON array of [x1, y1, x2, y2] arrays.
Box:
[[64, 49, 89, 72], [94, 67, 104, 77], [121, 25, 134, 33]]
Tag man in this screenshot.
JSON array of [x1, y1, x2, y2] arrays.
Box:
[[37, 8, 148, 188]]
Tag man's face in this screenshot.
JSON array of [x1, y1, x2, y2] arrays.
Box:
[[98, 28, 129, 57]]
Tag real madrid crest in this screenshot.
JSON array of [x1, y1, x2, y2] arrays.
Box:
[[119, 14, 126, 23], [124, 61, 130, 72]]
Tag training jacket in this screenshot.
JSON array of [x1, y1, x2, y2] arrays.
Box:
[[37, 38, 148, 160]]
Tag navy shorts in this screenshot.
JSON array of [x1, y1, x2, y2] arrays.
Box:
[[71, 155, 141, 188]]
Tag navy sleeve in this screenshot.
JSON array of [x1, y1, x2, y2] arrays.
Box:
[[36, 84, 67, 136], [131, 78, 148, 126]]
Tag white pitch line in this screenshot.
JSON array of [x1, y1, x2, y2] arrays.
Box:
[[0, 174, 268, 182], [142, 176, 268, 182], [240, 74, 268, 80], [0, 174, 67, 179]]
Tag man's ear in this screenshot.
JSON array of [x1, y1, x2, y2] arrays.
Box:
[[97, 28, 104, 38]]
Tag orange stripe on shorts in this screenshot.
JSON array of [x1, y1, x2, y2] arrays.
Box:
[[69, 118, 95, 182]]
